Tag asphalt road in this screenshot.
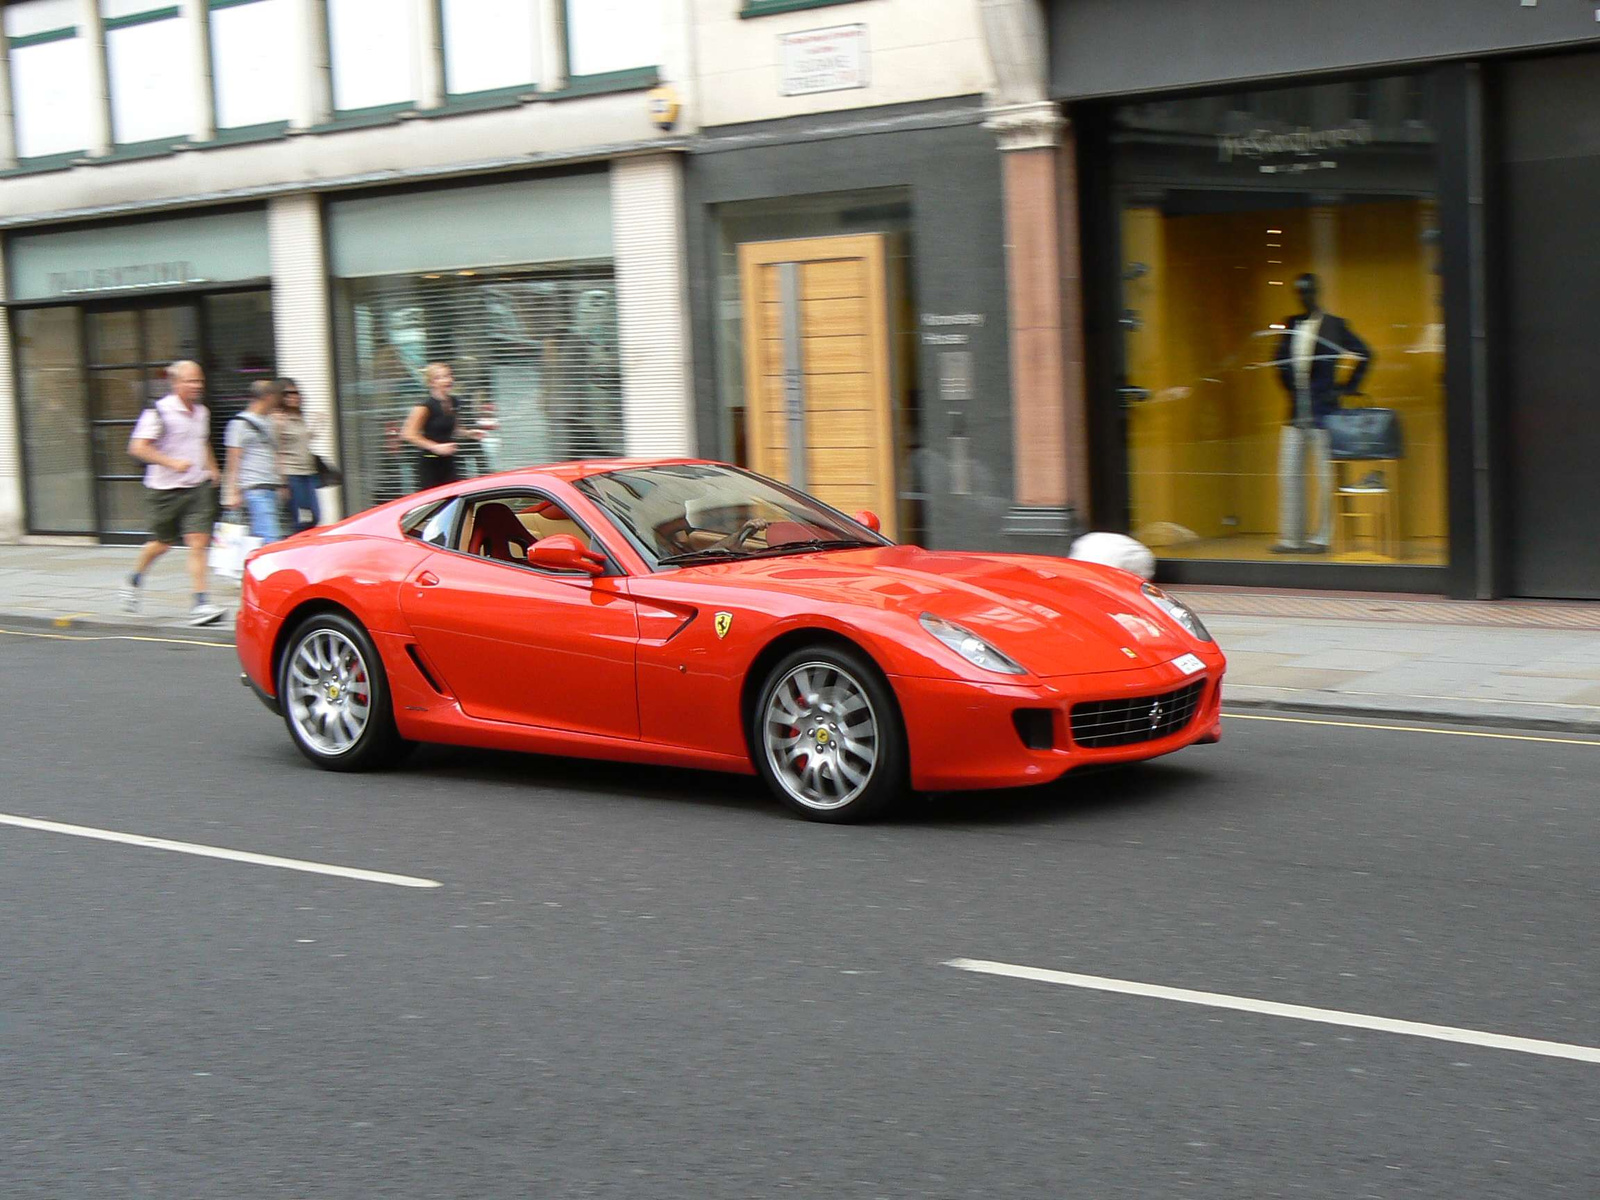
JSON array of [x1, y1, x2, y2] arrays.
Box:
[[2, 627, 1598, 1199]]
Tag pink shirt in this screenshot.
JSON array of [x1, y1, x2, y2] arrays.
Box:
[[130, 394, 212, 490]]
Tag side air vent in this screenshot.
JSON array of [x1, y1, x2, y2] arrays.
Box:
[[1012, 708, 1056, 751], [404, 644, 446, 695]]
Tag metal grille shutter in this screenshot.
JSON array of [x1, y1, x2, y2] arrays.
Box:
[[338, 263, 624, 509], [611, 155, 695, 457]]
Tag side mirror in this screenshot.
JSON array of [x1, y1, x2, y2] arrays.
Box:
[[528, 534, 607, 576], [853, 510, 881, 534]]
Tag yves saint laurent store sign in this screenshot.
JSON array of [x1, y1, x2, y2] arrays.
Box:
[[1218, 125, 1375, 174]]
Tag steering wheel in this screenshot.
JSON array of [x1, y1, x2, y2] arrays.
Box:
[[709, 517, 769, 552]]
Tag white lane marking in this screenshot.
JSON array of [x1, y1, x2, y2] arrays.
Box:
[[0, 812, 440, 889], [1224, 711, 1600, 748], [946, 959, 1600, 1065], [0, 627, 230, 649]]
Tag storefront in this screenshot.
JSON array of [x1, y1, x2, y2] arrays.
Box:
[[1051, 0, 1600, 599], [328, 171, 625, 510], [686, 99, 1014, 551], [6, 209, 275, 542]]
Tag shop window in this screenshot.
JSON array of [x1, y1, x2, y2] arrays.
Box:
[[5, 0, 93, 159], [15, 307, 94, 533], [443, 0, 540, 96], [565, 0, 659, 78], [335, 266, 624, 509], [327, 0, 415, 112], [209, 0, 294, 130], [1111, 75, 1447, 567], [103, 2, 193, 145]]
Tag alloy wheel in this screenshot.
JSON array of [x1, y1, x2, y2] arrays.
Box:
[[286, 628, 373, 756], [762, 661, 879, 811]]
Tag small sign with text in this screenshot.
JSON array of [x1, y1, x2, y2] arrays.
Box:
[[779, 25, 869, 97]]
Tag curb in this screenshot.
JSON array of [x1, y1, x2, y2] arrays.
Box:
[[0, 611, 236, 646], [1222, 694, 1600, 737]]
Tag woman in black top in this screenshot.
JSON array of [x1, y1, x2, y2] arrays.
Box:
[[401, 362, 476, 490]]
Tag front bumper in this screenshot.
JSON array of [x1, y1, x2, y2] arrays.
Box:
[[891, 657, 1225, 792]]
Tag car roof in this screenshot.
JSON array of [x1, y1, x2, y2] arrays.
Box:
[[465, 457, 719, 487]]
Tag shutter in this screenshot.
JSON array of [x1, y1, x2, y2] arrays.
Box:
[[338, 264, 625, 509]]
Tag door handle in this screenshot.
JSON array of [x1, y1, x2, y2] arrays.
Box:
[[417, 570, 440, 587], [1118, 386, 1151, 408]]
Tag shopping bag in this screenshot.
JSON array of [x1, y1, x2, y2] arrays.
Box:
[[208, 515, 262, 579]]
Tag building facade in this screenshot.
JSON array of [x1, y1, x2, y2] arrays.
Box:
[[683, 0, 1084, 551], [1048, 0, 1600, 599], [1, 0, 696, 542]]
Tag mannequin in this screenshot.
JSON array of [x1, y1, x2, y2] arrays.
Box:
[[1272, 272, 1372, 553]]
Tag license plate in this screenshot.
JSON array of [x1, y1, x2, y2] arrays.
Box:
[[1171, 653, 1206, 676]]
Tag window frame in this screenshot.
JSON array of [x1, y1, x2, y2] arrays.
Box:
[[434, 485, 624, 579], [440, 0, 540, 100], [562, 0, 663, 81], [323, 0, 418, 117], [6, 15, 92, 161], [102, 5, 191, 147], [739, 0, 863, 19]]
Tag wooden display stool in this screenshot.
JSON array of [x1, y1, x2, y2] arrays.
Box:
[[1333, 458, 1401, 561]]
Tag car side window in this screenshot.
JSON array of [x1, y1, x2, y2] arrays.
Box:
[[455, 493, 597, 570], [410, 498, 462, 547]]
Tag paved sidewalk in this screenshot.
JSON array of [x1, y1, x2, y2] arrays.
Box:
[[1, 544, 1597, 732], [0, 544, 241, 637]]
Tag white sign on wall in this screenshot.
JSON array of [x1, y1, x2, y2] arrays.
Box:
[[779, 25, 869, 97]]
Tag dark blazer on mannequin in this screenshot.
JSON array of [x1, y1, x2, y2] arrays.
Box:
[[1275, 313, 1373, 426]]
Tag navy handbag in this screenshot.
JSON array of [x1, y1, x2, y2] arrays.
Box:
[[1325, 405, 1403, 461]]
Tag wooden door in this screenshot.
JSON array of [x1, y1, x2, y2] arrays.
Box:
[[737, 235, 897, 537]]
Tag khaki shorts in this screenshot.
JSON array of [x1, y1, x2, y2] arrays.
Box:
[[147, 484, 216, 544]]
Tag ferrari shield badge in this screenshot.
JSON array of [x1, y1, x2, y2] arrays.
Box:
[[714, 612, 733, 639]]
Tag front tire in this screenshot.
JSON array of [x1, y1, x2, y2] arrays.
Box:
[[752, 645, 907, 823], [278, 612, 408, 772]]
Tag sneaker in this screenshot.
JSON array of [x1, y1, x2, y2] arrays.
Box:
[[118, 583, 143, 614], [186, 603, 225, 627]]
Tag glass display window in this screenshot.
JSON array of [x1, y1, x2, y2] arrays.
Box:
[[1111, 76, 1447, 567], [335, 265, 624, 510]]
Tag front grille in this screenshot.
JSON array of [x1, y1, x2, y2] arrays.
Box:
[[1070, 680, 1206, 749]]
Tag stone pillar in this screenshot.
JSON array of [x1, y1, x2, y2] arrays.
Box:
[[78, 0, 113, 156], [176, 0, 216, 143], [268, 195, 342, 520], [992, 101, 1090, 538], [413, 0, 444, 110], [537, 0, 567, 93], [289, 0, 332, 130], [0, 24, 17, 168]]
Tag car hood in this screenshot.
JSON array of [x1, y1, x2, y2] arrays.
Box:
[[677, 546, 1196, 676]]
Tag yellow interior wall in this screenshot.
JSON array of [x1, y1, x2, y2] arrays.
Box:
[[1122, 198, 1447, 545]]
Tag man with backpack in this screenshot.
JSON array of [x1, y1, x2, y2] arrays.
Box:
[[222, 380, 287, 544], [120, 360, 225, 626]]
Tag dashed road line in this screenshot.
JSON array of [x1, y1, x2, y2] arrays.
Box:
[[947, 958, 1600, 1065], [1224, 711, 1600, 747], [0, 812, 440, 889]]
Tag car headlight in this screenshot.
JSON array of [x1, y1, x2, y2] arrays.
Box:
[[919, 613, 1027, 675], [1142, 583, 1213, 642]]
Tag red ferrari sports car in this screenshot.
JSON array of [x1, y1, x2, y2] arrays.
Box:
[[237, 459, 1225, 822]]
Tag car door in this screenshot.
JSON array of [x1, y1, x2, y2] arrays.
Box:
[[398, 493, 640, 739]]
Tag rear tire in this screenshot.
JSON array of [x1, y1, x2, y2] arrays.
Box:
[[278, 612, 409, 772], [752, 644, 907, 823]]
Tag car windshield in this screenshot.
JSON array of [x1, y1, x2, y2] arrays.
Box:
[[574, 463, 888, 568]]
